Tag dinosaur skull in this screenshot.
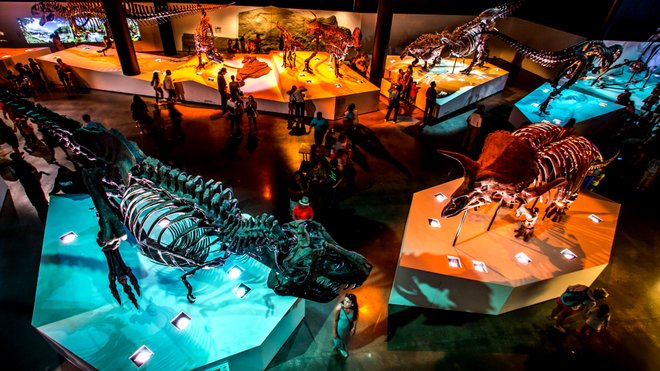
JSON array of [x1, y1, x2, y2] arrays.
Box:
[[267, 220, 372, 303]]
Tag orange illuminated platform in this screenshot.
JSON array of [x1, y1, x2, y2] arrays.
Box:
[[37, 45, 379, 119], [0, 47, 51, 75], [389, 178, 620, 315], [381, 56, 509, 119]]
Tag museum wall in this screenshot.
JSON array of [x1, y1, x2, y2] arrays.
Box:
[[0, 3, 641, 82], [168, 4, 363, 53]]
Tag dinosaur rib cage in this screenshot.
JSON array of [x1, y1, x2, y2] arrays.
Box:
[[514, 123, 602, 197], [120, 179, 223, 269]]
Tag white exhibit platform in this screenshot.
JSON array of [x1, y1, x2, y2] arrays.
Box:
[[37, 45, 380, 120], [381, 56, 509, 119], [389, 179, 620, 315], [509, 82, 625, 136], [0, 47, 51, 74], [33, 195, 304, 370]]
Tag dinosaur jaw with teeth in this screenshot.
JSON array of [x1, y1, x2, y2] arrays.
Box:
[[267, 271, 366, 303]]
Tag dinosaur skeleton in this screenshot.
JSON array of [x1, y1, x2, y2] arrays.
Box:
[[591, 32, 660, 89], [277, 22, 305, 69], [400, 0, 522, 73], [440, 123, 614, 243], [193, 8, 229, 70], [303, 13, 358, 78], [0, 89, 371, 307], [485, 31, 623, 114]]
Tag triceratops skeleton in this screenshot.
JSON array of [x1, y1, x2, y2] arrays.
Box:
[[400, 0, 523, 73], [0, 88, 371, 308], [440, 123, 614, 242]]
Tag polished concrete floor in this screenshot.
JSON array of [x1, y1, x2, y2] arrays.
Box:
[[1, 63, 659, 371]]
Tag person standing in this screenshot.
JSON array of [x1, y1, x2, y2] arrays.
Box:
[[292, 196, 314, 220], [463, 105, 485, 151], [82, 114, 106, 131], [228, 75, 242, 100], [288, 170, 308, 213], [226, 96, 243, 137], [579, 303, 611, 338], [293, 85, 307, 120], [550, 285, 608, 333], [309, 112, 329, 146], [163, 70, 176, 102], [217, 67, 228, 113], [423, 81, 437, 125], [287, 85, 297, 124], [245, 95, 258, 133], [384, 84, 401, 123], [150, 71, 164, 103], [333, 293, 358, 358], [9, 152, 49, 223]]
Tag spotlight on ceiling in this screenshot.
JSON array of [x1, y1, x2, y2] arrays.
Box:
[[59, 231, 77, 244], [434, 192, 447, 202], [515, 252, 532, 265], [233, 283, 251, 299], [428, 218, 441, 228], [129, 345, 153, 367], [227, 265, 244, 280], [335, 83, 341, 88], [170, 312, 192, 330], [560, 249, 578, 260]]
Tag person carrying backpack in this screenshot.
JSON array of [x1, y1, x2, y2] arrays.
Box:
[[549, 285, 608, 333]]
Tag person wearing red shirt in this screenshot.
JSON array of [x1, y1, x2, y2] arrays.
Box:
[[292, 196, 314, 220]]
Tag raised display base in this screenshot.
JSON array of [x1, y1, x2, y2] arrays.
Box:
[[381, 56, 508, 119], [0, 47, 51, 75], [33, 195, 304, 370], [37, 45, 379, 120], [571, 40, 660, 110], [509, 82, 624, 136], [389, 179, 620, 315]]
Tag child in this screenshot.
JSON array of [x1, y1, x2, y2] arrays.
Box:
[[579, 304, 610, 337]]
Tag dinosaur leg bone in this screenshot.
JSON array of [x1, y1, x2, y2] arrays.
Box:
[[103, 240, 140, 308]]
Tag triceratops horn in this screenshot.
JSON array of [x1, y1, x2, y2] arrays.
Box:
[[437, 150, 479, 176]]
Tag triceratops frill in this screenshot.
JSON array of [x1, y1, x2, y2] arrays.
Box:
[[440, 123, 611, 242]]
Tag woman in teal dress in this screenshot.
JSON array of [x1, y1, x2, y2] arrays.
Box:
[[333, 293, 359, 357]]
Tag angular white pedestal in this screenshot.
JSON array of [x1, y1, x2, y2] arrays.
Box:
[[389, 179, 620, 314], [33, 195, 304, 370]]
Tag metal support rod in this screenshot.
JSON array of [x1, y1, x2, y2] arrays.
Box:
[[451, 56, 458, 74], [452, 209, 468, 247], [487, 199, 504, 231], [530, 197, 539, 210]]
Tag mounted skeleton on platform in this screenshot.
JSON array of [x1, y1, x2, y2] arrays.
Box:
[[0, 88, 371, 308], [277, 22, 304, 69], [440, 123, 615, 243], [485, 31, 623, 114], [400, 0, 523, 73], [303, 13, 358, 78]]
